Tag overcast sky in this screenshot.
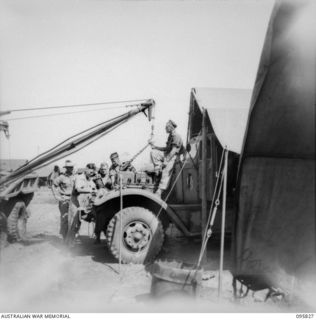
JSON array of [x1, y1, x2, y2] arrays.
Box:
[[0, 0, 274, 169]]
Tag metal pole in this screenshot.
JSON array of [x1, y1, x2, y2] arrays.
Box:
[[218, 148, 228, 298], [201, 108, 208, 263], [119, 173, 123, 274]]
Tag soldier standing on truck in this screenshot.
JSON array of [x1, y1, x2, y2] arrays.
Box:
[[52, 160, 75, 239], [149, 119, 184, 197], [109, 152, 136, 188]]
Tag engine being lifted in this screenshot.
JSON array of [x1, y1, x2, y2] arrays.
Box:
[[117, 170, 155, 191]]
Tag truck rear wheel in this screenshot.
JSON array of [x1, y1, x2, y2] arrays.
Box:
[[7, 201, 28, 242], [106, 207, 164, 264]]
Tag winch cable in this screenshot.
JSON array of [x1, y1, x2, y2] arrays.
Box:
[[149, 99, 156, 141], [7, 105, 129, 122], [121, 143, 150, 170], [1, 98, 149, 115], [121, 100, 156, 169]]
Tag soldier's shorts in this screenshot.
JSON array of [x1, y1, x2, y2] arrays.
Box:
[[150, 150, 177, 190]]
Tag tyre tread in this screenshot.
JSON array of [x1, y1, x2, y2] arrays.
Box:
[[106, 206, 164, 264]]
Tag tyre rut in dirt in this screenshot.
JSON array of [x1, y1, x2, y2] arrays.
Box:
[[7, 201, 28, 242], [106, 206, 164, 264]]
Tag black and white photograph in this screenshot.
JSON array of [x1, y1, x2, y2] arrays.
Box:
[[0, 0, 315, 316]]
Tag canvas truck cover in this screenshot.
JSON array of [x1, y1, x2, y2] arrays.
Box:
[[190, 88, 252, 154], [232, 0, 316, 294]]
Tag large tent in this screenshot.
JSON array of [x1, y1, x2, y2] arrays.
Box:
[[189, 88, 252, 154], [232, 0, 315, 295], [188, 88, 252, 199]]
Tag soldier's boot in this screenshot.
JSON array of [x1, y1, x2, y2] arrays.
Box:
[[153, 169, 162, 192], [94, 232, 101, 244]]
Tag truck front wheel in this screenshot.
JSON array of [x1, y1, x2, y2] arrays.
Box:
[[106, 207, 164, 264]]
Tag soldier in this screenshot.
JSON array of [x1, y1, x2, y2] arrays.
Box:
[[66, 163, 97, 246], [149, 119, 184, 197], [52, 160, 75, 239], [94, 162, 112, 190], [93, 162, 112, 244], [48, 165, 60, 188], [109, 152, 136, 188]]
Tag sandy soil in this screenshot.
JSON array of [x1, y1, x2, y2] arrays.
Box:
[[0, 189, 309, 313]]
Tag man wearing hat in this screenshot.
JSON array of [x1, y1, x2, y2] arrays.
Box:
[[65, 163, 98, 245], [149, 120, 184, 197], [52, 159, 75, 238], [92, 162, 113, 243], [109, 152, 136, 187], [95, 162, 112, 190]]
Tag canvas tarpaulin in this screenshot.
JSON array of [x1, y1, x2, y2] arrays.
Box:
[[190, 88, 252, 154], [232, 0, 316, 294]]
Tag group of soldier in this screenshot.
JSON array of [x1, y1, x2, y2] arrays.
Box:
[[51, 119, 184, 244], [51, 152, 135, 243]]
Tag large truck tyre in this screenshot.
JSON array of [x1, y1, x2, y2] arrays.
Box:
[[7, 201, 28, 242], [106, 206, 164, 264], [0, 211, 8, 248]]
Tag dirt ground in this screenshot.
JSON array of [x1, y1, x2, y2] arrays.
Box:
[[0, 189, 310, 313]]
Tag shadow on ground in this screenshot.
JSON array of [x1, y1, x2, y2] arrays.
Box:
[[71, 235, 117, 264], [159, 234, 232, 271], [23, 228, 232, 272]]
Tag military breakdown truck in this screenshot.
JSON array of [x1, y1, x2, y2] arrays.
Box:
[[89, 89, 249, 264], [0, 93, 250, 263]]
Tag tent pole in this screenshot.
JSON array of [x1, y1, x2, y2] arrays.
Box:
[[218, 148, 228, 298], [201, 108, 208, 263]]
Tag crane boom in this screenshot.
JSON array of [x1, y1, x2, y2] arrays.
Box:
[[0, 100, 155, 186]]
